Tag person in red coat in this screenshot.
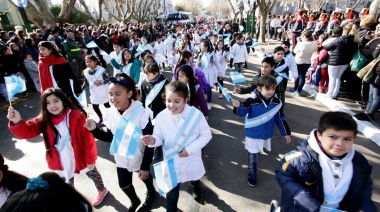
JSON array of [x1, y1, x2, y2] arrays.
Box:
[[7, 88, 108, 206]]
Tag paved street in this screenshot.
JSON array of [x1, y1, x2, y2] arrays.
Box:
[[1, 40, 380, 211]]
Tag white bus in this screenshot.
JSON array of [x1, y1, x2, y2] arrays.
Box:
[[166, 11, 193, 25]]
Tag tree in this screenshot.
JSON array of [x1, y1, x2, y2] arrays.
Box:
[[175, 4, 187, 11], [50, 5, 91, 24], [227, 0, 240, 21], [257, 0, 277, 43]]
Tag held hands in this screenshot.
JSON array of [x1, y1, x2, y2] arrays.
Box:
[[84, 118, 97, 131], [231, 99, 241, 108], [284, 135, 291, 144], [178, 148, 189, 157], [7, 107, 21, 124], [141, 135, 155, 146], [234, 87, 241, 94], [138, 170, 149, 180]]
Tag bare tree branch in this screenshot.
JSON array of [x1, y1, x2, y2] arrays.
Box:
[[351, 0, 363, 9], [57, 0, 76, 24]]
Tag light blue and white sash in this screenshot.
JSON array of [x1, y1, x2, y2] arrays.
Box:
[[274, 62, 289, 80], [218, 83, 231, 102], [245, 102, 282, 128], [230, 71, 246, 84], [194, 45, 200, 53], [145, 79, 166, 107], [153, 157, 178, 195], [163, 106, 203, 159], [54, 116, 71, 153], [89, 67, 106, 89], [110, 105, 144, 158], [201, 52, 214, 68]]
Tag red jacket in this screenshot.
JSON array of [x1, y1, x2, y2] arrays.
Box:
[[8, 110, 97, 173]]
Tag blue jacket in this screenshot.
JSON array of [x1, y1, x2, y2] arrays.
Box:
[[233, 90, 288, 139], [275, 135, 376, 212]]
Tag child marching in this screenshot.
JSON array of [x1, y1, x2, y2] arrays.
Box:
[[7, 88, 108, 206], [141, 81, 212, 211], [232, 75, 291, 186], [84, 55, 111, 125], [214, 40, 228, 99], [231, 35, 248, 73], [84, 73, 156, 212], [197, 39, 221, 110]]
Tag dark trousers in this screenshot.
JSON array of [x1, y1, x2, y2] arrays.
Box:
[[294, 64, 310, 92], [93, 102, 111, 119], [166, 180, 200, 212]]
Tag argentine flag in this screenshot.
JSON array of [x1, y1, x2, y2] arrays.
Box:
[[230, 71, 246, 84], [86, 41, 98, 48], [153, 158, 178, 195], [110, 117, 142, 158], [218, 83, 231, 102], [4, 75, 26, 99], [70, 80, 87, 108], [248, 41, 259, 49]]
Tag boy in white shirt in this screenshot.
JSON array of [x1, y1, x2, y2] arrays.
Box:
[[231, 35, 248, 73]]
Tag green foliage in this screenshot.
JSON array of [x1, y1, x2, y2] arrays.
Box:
[[50, 5, 91, 24]]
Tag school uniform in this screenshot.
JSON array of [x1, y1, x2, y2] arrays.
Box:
[[141, 75, 168, 120], [276, 130, 376, 212], [109, 51, 123, 76], [149, 104, 212, 182], [84, 65, 110, 105]]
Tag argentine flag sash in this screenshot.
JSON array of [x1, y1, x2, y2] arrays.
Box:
[[145, 79, 166, 107], [89, 67, 106, 89], [274, 61, 289, 84], [163, 106, 203, 159], [153, 157, 178, 195], [110, 105, 144, 158], [201, 52, 215, 68], [54, 116, 71, 153], [245, 102, 282, 128]]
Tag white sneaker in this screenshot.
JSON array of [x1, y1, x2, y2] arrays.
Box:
[[207, 103, 212, 110]]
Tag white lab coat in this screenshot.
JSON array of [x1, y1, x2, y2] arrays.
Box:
[[103, 100, 151, 171], [150, 105, 212, 183]]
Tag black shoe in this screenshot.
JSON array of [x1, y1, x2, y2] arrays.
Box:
[[270, 200, 279, 212], [247, 175, 256, 187], [138, 191, 156, 211], [129, 201, 141, 212], [354, 113, 372, 121]]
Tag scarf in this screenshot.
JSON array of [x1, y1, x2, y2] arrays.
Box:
[[38, 55, 68, 93], [51, 108, 70, 125]]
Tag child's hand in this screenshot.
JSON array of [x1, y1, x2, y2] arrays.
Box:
[[141, 135, 155, 146], [138, 170, 149, 180], [284, 135, 291, 144], [7, 107, 21, 124], [94, 80, 102, 86], [178, 148, 189, 157], [232, 99, 240, 107], [84, 118, 97, 131], [234, 87, 241, 94]]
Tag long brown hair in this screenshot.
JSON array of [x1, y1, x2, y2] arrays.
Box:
[[38, 41, 61, 57], [39, 88, 79, 154]]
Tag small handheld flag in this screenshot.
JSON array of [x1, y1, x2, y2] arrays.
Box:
[[70, 80, 87, 108], [153, 158, 178, 195], [247, 41, 259, 49], [218, 83, 231, 102], [5, 75, 26, 105], [230, 71, 246, 84], [86, 41, 98, 48]]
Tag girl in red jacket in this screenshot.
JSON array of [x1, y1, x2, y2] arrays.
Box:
[[6, 88, 108, 207]]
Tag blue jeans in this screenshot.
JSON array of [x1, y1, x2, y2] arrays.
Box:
[[0, 83, 8, 99], [314, 67, 322, 87], [204, 87, 212, 103], [248, 152, 259, 178], [366, 82, 380, 115], [234, 62, 243, 73], [294, 64, 310, 92], [166, 183, 180, 212]]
